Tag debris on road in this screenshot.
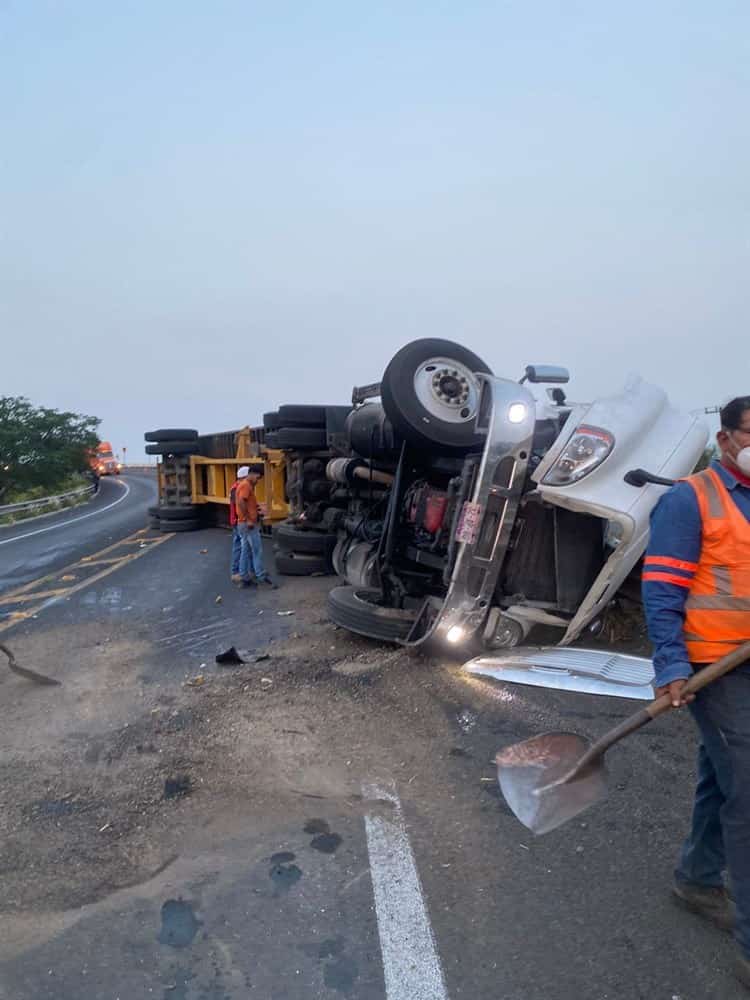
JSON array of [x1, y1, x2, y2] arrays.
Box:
[[61, 574, 76, 582], [163, 775, 192, 799], [277, 610, 295, 617], [260, 677, 273, 689], [215, 595, 223, 604], [185, 675, 205, 688], [199, 548, 208, 554], [0, 642, 61, 686], [215, 646, 246, 665]]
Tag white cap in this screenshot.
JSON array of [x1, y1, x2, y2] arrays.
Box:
[[237, 465, 250, 478]]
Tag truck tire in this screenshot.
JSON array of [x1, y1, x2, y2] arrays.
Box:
[[277, 404, 328, 427], [263, 411, 280, 430], [161, 518, 200, 533], [148, 514, 161, 529], [145, 440, 198, 456], [381, 338, 492, 453], [144, 429, 198, 442], [274, 552, 330, 576], [265, 428, 327, 450], [302, 479, 331, 502], [327, 586, 418, 642], [158, 505, 200, 520], [274, 522, 337, 555]]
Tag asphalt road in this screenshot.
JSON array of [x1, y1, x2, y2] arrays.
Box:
[[0, 516, 745, 1000], [0, 473, 157, 595]]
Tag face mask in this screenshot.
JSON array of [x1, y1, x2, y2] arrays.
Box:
[[730, 433, 750, 476]]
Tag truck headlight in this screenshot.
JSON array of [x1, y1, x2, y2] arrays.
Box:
[[508, 402, 528, 424], [542, 425, 614, 486]]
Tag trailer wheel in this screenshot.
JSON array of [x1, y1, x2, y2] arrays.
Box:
[[381, 338, 492, 453], [161, 518, 200, 532], [274, 551, 331, 576], [274, 522, 337, 556], [145, 440, 199, 456], [326, 586, 418, 643], [144, 429, 198, 442], [265, 428, 327, 450], [158, 505, 200, 520], [277, 404, 327, 427]]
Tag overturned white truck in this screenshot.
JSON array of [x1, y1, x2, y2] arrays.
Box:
[[318, 338, 707, 652]]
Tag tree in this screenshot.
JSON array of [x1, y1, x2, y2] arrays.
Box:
[[0, 397, 100, 500]]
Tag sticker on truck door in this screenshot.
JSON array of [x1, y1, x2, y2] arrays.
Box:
[[455, 502, 482, 544]]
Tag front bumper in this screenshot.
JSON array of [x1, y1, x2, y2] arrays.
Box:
[[405, 375, 536, 647]]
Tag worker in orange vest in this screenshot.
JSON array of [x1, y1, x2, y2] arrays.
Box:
[[228, 468, 245, 583], [643, 396, 750, 988]]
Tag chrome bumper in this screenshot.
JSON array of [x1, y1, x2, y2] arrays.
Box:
[[406, 375, 536, 647]]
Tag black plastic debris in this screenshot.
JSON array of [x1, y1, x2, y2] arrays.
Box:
[[164, 775, 192, 799], [215, 645, 245, 666]]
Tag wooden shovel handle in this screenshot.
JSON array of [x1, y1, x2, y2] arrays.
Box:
[[567, 640, 750, 780], [646, 639, 750, 721]]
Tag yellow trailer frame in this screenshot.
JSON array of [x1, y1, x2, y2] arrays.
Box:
[[157, 426, 290, 527]]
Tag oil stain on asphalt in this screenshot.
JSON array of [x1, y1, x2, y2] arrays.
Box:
[[304, 818, 343, 854], [158, 899, 201, 948], [269, 857, 303, 892]]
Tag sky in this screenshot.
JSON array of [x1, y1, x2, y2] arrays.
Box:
[[2, 1, 747, 460]]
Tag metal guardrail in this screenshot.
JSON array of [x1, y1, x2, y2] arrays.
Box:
[[0, 484, 96, 517]]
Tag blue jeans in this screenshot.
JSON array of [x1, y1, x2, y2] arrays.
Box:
[[237, 522, 267, 581], [231, 526, 242, 575], [675, 663, 750, 957]]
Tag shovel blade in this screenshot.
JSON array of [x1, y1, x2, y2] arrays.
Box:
[[495, 732, 608, 835]]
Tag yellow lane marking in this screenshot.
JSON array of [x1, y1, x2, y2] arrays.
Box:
[[1, 531, 163, 601], [71, 556, 124, 568], [0, 588, 69, 606], [0, 530, 174, 636]]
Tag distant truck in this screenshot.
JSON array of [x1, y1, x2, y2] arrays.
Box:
[[91, 441, 121, 477]]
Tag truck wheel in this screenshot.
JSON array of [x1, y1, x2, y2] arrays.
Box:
[[381, 338, 492, 453], [145, 440, 198, 456], [158, 505, 200, 520], [302, 479, 331, 502], [161, 518, 200, 532], [263, 411, 280, 430], [144, 429, 198, 442], [274, 522, 337, 555], [265, 428, 327, 450], [274, 552, 330, 576], [326, 586, 418, 642], [277, 404, 327, 427]]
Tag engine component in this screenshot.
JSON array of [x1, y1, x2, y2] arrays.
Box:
[[407, 483, 449, 537], [342, 541, 380, 588], [346, 403, 400, 460], [483, 608, 528, 649], [327, 457, 395, 488]]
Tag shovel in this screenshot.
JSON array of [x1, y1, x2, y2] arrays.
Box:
[[495, 640, 750, 836]]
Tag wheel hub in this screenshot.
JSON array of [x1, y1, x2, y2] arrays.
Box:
[[414, 357, 480, 424]]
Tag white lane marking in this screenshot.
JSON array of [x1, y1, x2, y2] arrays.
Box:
[[156, 619, 234, 644], [0, 480, 131, 547], [363, 781, 449, 1000]]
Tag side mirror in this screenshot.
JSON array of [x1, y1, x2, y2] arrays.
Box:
[[523, 365, 570, 385], [624, 468, 676, 488]]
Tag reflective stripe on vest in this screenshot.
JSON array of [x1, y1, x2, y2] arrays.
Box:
[[683, 468, 750, 662]]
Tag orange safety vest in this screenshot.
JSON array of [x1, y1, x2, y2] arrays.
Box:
[[682, 468, 750, 663]]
